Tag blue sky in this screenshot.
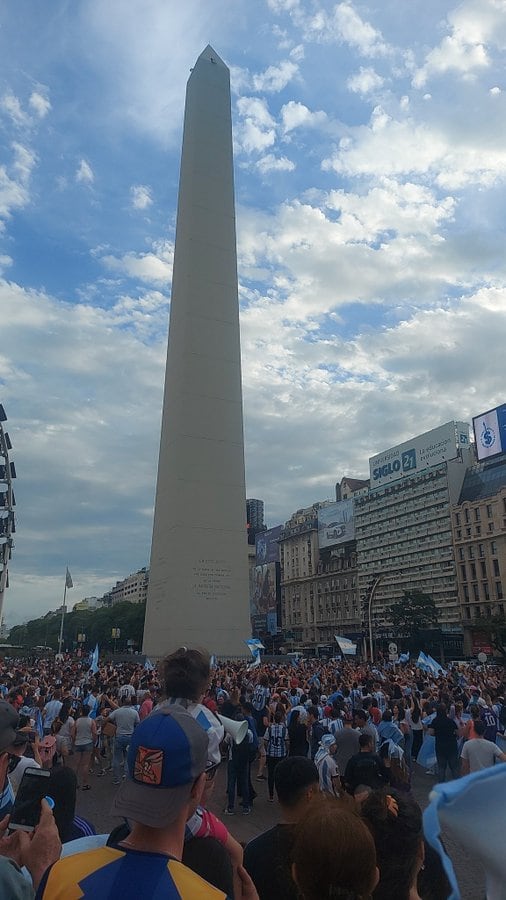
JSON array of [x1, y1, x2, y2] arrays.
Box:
[[1, 0, 505, 623]]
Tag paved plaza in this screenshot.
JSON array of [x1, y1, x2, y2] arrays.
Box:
[[77, 759, 485, 900]]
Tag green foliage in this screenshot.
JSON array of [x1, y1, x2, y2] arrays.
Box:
[[389, 589, 439, 640], [471, 614, 506, 660], [9, 601, 146, 653]]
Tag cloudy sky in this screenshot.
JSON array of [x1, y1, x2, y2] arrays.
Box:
[[1, 0, 505, 623]]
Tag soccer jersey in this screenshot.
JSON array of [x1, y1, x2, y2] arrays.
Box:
[[36, 846, 229, 899]]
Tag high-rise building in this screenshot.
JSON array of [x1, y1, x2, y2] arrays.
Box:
[[355, 421, 473, 657], [143, 47, 251, 658], [246, 498, 264, 531]]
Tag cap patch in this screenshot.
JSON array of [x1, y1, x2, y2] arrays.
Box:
[[134, 746, 163, 785]]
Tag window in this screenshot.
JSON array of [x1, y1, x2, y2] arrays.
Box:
[[478, 544, 485, 557], [483, 583, 490, 602], [493, 559, 500, 578], [458, 547, 464, 560], [491, 542, 498, 555], [487, 504, 493, 518], [471, 563, 477, 580], [460, 565, 467, 581], [464, 508, 470, 524], [473, 584, 479, 601], [480, 560, 487, 579], [497, 582, 504, 600], [468, 546, 475, 559], [454, 513, 460, 526], [464, 585, 469, 601], [466, 527, 472, 537], [475, 525, 481, 535], [474, 508, 481, 521], [488, 522, 494, 533]]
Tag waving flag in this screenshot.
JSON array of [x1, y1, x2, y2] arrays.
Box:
[[89, 643, 99, 674], [399, 652, 410, 664], [245, 638, 264, 669], [424, 766, 506, 900], [144, 657, 154, 671], [65, 568, 73, 589], [334, 635, 357, 656]]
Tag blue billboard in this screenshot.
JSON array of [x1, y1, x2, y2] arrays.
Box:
[[473, 404, 506, 461]]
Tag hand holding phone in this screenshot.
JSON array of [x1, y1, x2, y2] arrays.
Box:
[[9, 767, 51, 833]]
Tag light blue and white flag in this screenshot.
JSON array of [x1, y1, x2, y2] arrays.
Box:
[[144, 657, 154, 671], [427, 654, 447, 676], [424, 766, 506, 900], [210, 655, 217, 670], [399, 652, 410, 664], [245, 638, 264, 669], [89, 643, 99, 674], [416, 651, 431, 672], [334, 634, 357, 656]]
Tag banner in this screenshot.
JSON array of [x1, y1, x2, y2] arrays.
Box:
[[334, 634, 357, 656]]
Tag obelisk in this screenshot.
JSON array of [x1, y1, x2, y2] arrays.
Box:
[[143, 46, 251, 658]]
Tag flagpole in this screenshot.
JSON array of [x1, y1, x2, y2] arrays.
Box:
[[58, 580, 67, 656]]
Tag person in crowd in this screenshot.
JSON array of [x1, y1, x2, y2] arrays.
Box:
[[428, 704, 459, 782], [306, 706, 326, 760], [314, 734, 340, 796], [408, 694, 424, 761], [361, 790, 424, 900], [52, 699, 74, 765], [0, 798, 61, 898], [263, 709, 289, 801], [244, 756, 319, 900], [344, 733, 390, 794], [8, 729, 42, 796], [333, 712, 360, 776], [107, 696, 139, 785], [460, 719, 506, 774], [0, 701, 21, 817], [48, 766, 96, 842], [224, 710, 254, 816], [37, 706, 257, 899], [377, 709, 404, 749], [354, 708, 378, 750], [291, 796, 378, 900], [42, 690, 62, 737], [287, 709, 309, 758], [71, 704, 96, 791]]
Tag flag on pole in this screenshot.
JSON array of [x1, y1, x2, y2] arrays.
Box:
[[334, 635, 357, 656], [65, 568, 73, 589], [245, 638, 264, 670], [210, 655, 217, 669], [89, 643, 99, 674], [144, 657, 154, 672]]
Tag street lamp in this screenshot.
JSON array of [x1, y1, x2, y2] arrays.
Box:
[[364, 573, 385, 663], [112, 627, 120, 654]]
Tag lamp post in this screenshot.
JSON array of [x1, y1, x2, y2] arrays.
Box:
[[365, 573, 385, 663]]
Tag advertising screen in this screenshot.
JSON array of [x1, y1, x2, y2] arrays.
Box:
[[369, 421, 469, 488], [472, 404, 506, 461], [318, 500, 355, 549], [250, 562, 278, 634], [255, 525, 282, 564]]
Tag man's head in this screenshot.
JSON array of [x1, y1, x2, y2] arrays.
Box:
[[343, 712, 353, 727], [355, 710, 367, 726], [112, 705, 208, 829], [320, 734, 337, 755], [274, 756, 319, 810], [160, 648, 210, 702], [474, 720, 486, 737], [359, 733, 373, 753]]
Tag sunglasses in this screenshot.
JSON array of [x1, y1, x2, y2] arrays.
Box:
[[205, 763, 219, 782]]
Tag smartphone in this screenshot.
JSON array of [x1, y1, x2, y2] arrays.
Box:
[[9, 767, 51, 832]]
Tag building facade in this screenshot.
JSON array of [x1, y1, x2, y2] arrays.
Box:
[[452, 454, 506, 654], [103, 567, 149, 606], [280, 498, 361, 653]]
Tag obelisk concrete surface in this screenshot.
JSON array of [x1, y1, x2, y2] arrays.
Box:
[[143, 46, 251, 658]]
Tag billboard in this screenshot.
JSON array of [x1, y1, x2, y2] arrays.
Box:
[[250, 562, 278, 634], [369, 421, 470, 488], [318, 500, 355, 548], [255, 525, 282, 565], [472, 404, 506, 461]]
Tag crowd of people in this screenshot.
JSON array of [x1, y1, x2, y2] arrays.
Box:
[[0, 646, 502, 897]]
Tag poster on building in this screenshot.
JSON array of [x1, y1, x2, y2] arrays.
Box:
[[369, 421, 469, 488], [318, 500, 355, 549], [472, 404, 506, 461], [255, 525, 282, 564], [250, 562, 278, 634]]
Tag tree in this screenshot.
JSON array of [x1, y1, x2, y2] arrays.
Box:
[[470, 614, 506, 661], [389, 589, 439, 647], [8, 601, 147, 653]]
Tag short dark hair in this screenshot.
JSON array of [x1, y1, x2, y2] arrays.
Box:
[[359, 733, 372, 748], [274, 756, 318, 808], [308, 706, 319, 719], [160, 648, 210, 702], [474, 719, 486, 736], [355, 709, 367, 722]]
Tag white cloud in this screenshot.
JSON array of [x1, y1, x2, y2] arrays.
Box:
[[490, 85, 502, 94], [236, 97, 277, 154], [28, 89, 51, 119], [0, 92, 28, 126], [347, 66, 384, 94], [331, 2, 390, 57], [281, 100, 327, 133], [130, 184, 153, 210], [100, 240, 173, 285], [414, 34, 488, 87], [76, 158, 94, 184], [0, 143, 35, 228], [252, 59, 298, 92], [256, 154, 295, 174]]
